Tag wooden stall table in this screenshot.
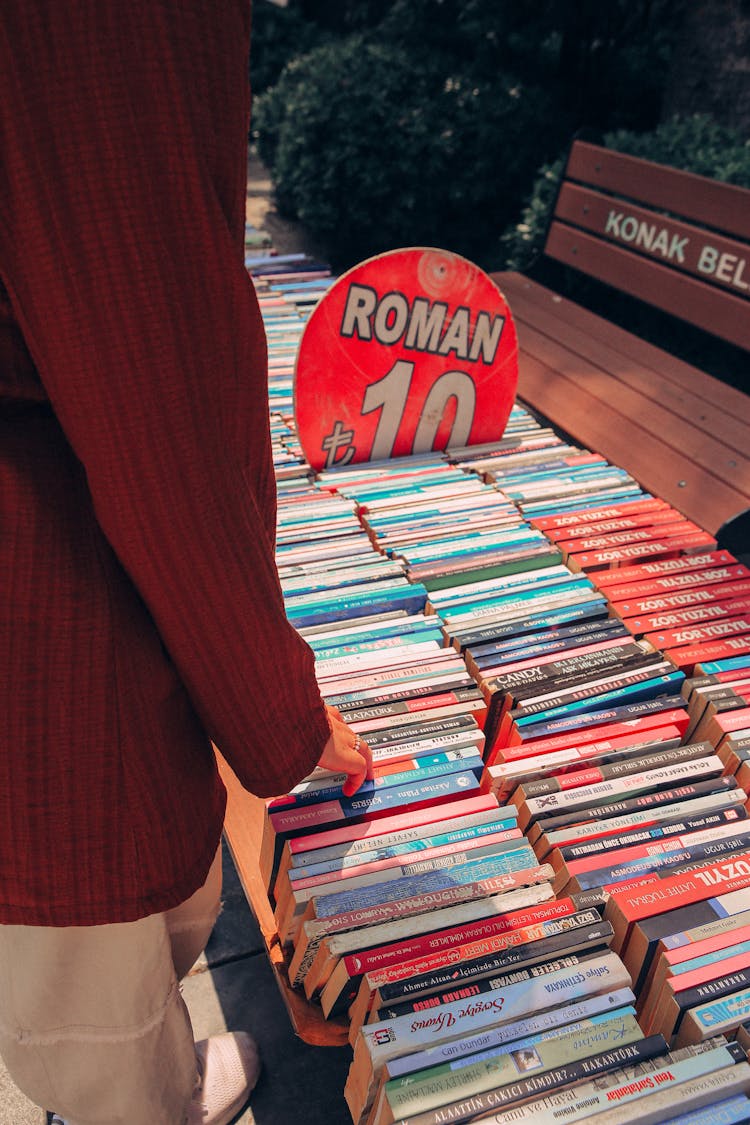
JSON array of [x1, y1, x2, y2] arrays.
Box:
[[217, 750, 350, 1046]]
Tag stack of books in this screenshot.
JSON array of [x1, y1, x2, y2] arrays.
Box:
[[242, 245, 750, 1124], [588, 553, 750, 673], [684, 655, 750, 799]]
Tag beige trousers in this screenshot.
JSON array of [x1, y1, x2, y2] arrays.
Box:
[[0, 846, 223, 1125]]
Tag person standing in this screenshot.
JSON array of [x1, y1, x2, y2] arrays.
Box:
[[0, 3, 371, 1122]]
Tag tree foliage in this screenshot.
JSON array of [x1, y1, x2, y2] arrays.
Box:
[[253, 34, 568, 269], [251, 1, 745, 270]]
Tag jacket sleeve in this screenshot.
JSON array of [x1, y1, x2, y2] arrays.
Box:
[[0, 1, 331, 796]]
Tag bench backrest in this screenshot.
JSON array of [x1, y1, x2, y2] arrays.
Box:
[[544, 139, 750, 352]]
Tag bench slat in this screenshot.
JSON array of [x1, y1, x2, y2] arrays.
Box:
[[512, 344, 749, 533], [495, 272, 750, 460], [496, 271, 749, 417], [566, 141, 750, 241], [555, 182, 750, 300], [546, 221, 750, 351], [516, 319, 750, 490]]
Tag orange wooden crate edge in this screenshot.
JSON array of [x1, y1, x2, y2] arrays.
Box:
[[216, 750, 349, 1048]]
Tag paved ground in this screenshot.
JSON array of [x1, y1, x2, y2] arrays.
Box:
[[182, 845, 353, 1125], [245, 149, 328, 262]]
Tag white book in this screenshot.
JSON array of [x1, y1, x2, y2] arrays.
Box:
[[575, 1062, 750, 1124], [354, 949, 630, 1075], [475, 1039, 745, 1124], [314, 642, 450, 677], [537, 790, 747, 852]]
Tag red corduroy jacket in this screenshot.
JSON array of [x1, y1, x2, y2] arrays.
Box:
[[0, 0, 330, 926]]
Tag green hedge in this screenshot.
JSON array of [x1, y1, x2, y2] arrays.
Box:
[[253, 36, 570, 269], [500, 115, 750, 272], [250, 4, 328, 97]]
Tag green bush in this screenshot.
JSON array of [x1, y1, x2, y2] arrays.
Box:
[[500, 115, 750, 272], [605, 115, 750, 185], [250, 4, 328, 97], [253, 36, 569, 269]]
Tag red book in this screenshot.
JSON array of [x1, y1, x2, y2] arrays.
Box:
[[541, 508, 681, 543], [710, 708, 750, 735], [530, 498, 672, 532], [284, 792, 499, 859], [646, 615, 750, 652], [670, 947, 750, 995], [623, 595, 750, 635], [333, 887, 583, 980], [604, 566, 750, 604], [613, 579, 750, 621], [604, 850, 750, 953], [564, 821, 750, 881], [568, 531, 717, 572], [591, 551, 737, 589], [497, 709, 690, 758], [558, 520, 702, 556], [487, 724, 684, 780], [497, 708, 689, 757], [708, 669, 750, 684]]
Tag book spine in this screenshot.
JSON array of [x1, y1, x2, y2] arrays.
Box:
[[472, 1040, 742, 1124], [285, 791, 497, 858], [519, 740, 712, 798], [559, 808, 749, 862], [269, 769, 484, 836], [606, 850, 750, 933], [521, 756, 724, 825], [674, 965, 750, 1017], [592, 552, 737, 587], [579, 831, 750, 891], [679, 984, 750, 1041], [395, 1036, 668, 1125], [537, 787, 746, 852], [384, 1011, 642, 1121], [360, 950, 631, 1071], [270, 750, 485, 812], [287, 810, 514, 878], [383, 988, 637, 1080], [532, 776, 740, 836], [312, 848, 540, 920], [375, 920, 613, 1012]]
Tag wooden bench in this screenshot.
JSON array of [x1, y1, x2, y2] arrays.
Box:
[[492, 139, 750, 541]]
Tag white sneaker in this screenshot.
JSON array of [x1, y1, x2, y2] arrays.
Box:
[[187, 1032, 261, 1125], [49, 1033, 260, 1125]]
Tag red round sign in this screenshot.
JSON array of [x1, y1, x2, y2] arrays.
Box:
[[293, 247, 518, 471]]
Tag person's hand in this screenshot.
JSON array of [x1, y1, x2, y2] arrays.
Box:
[[317, 705, 374, 797]]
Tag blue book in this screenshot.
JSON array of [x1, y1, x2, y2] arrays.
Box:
[[285, 583, 428, 626], [448, 598, 611, 648], [512, 671, 686, 727], [700, 657, 750, 674], [312, 843, 540, 919], [287, 813, 519, 882], [273, 751, 485, 811], [267, 769, 485, 841], [662, 1094, 750, 1125]]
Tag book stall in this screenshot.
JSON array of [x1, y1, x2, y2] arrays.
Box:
[[220, 235, 750, 1122]]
